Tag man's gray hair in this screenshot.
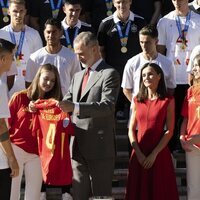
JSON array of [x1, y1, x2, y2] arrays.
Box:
[[74, 32, 98, 47]]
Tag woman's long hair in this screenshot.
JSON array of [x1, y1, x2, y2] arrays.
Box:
[[191, 54, 200, 86], [27, 63, 63, 101], [137, 62, 167, 102]]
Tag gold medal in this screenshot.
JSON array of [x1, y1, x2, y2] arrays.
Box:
[[107, 10, 112, 16], [67, 45, 74, 51], [16, 59, 21, 66], [121, 46, 127, 53], [181, 43, 186, 50], [3, 15, 9, 23], [52, 9, 59, 18], [16, 56, 21, 66]]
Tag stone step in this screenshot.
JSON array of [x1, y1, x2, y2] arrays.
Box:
[[20, 186, 187, 200], [115, 135, 129, 152], [115, 151, 129, 169], [112, 186, 187, 200], [173, 151, 186, 161]]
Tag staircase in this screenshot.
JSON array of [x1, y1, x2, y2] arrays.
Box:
[[20, 121, 187, 199]]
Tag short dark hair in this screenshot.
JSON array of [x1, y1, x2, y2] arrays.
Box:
[[44, 18, 62, 30], [0, 39, 15, 55], [139, 24, 158, 39], [63, 0, 82, 6], [137, 62, 167, 102]]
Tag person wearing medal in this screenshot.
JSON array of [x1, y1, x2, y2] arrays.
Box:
[[98, 0, 146, 122], [1, 0, 43, 98], [157, 0, 200, 152], [29, 0, 65, 45], [61, 0, 93, 51], [0, 0, 31, 29]]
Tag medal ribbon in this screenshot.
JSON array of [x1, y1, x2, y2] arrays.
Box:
[[0, 0, 8, 16], [49, 0, 62, 18], [116, 20, 131, 48], [175, 11, 191, 47], [105, 0, 113, 16], [64, 27, 79, 49], [9, 27, 25, 59]]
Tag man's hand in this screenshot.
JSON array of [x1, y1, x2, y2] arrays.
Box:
[[58, 100, 75, 113]]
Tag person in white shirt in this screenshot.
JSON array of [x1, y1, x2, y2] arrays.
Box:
[[122, 24, 176, 102], [1, 0, 43, 97], [157, 0, 200, 151], [25, 18, 81, 97], [0, 38, 19, 200]]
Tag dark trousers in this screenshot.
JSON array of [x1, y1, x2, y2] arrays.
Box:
[[41, 182, 71, 194], [0, 168, 11, 200], [168, 84, 189, 152], [72, 151, 114, 200]]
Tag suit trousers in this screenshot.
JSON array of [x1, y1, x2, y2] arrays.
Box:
[[72, 155, 115, 200], [186, 145, 200, 200]]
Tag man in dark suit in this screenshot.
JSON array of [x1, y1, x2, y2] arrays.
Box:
[[58, 31, 120, 200]]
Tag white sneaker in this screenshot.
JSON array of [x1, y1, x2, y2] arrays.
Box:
[[40, 192, 47, 200], [62, 192, 73, 200]]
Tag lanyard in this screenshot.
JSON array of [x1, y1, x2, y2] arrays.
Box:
[[105, 0, 113, 16], [64, 27, 79, 49], [49, 0, 62, 18], [116, 20, 131, 49], [175, 11, 191, 41], [9, 27, 25, 58]]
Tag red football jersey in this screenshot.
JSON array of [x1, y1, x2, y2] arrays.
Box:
[[182, 85, 200, 147], [8, 91, 38, 154], [33, 99, 74, 185]]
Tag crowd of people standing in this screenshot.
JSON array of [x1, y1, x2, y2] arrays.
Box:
[[1, 0, 200, 200]]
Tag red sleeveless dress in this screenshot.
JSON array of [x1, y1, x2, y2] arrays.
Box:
[[125, 97, 179, 200]]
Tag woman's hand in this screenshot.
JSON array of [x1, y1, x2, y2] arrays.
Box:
[[142, 152, 157, 169], [135, 151, 146, 167], [180, 135, 192, 152], [28, 101, 37, 113]]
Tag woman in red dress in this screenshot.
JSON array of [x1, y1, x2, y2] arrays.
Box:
[[125, 62, 179, 200]]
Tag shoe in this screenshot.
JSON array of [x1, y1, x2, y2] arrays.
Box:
[[116, 110, 127, 123], [62, 192, 73, 200], [40, 192, 46, 200]]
